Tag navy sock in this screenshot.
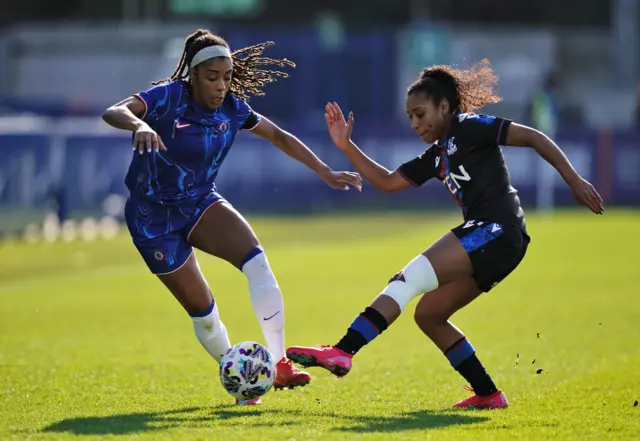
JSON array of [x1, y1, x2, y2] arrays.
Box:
[[189, 301, 215, 318], [335, 307, 388, 355], [445, 337, 498, 397]]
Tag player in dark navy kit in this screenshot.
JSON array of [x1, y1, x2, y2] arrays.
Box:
[[102, 29, 362, 406], [287, 59, 604, 409]]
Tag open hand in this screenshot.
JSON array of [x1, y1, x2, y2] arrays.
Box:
[[325, 102, 354, 150]]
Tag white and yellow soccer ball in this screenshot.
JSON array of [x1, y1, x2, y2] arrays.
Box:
[[219, 341, 276, 401]]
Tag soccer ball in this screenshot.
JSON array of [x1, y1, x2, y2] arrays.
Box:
[[219, 341, 276, 401]]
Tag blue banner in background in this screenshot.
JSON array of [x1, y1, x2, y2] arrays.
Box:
[[63, 135, 131, 213], [0, 133, 52, 208], [0, 117, 638, 230]]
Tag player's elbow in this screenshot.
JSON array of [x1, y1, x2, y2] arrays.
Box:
[[374, 184, 392, 194], [376, 171, 412, 194], [101, 106, 117, 124], [379, 183, 396, 193], [377, 175, 401, 193]]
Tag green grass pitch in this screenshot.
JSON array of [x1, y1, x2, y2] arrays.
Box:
[[1, 210, 639, 440]]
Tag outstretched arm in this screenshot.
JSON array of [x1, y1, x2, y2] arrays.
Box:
[[506, 122, 604, 214], [338, 141, 413, 193], [324, 102, 412, 193], [249, 116, 362, 191]]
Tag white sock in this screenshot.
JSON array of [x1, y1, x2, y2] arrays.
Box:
[[242, 250, 286, 361], [191, 303, 231, 363]]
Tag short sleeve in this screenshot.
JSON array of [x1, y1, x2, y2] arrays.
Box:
[[240, 110, 261, 130], [397, 147, 438, 187], [456, 113, 512, 147], [133, 82, 179, 123], [233, 97, 261, 131]]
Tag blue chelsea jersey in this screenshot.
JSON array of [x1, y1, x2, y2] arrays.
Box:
[[124, 80, 260, 204]]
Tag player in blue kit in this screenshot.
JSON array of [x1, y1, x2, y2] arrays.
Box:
[[102, 29, 362, 405], [287, 60, 604, 409]]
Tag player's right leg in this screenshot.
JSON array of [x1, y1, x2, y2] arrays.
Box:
[[125, 197, 232, 363], [154, 253, 230, 361], [156, 252, 264, 405], [419, 222, 527, 409], [412, 277, 507, 409], [133, 242, 261, 404], [125, 199, 258, 405]]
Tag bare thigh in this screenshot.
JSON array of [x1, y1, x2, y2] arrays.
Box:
[[372, 231, 476, 324], [157, 252, 213, 315], [423, 231, 474, 285], [188, 201, 261, 268]]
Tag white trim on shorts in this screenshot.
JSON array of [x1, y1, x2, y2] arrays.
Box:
[[186, 199, 226, 244], [153, 250, 194, 276]]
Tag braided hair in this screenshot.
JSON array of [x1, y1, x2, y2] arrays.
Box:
[[153, 29, 295, 101], [407, 58, 501, 114]]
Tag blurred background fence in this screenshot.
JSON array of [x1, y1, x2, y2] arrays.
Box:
[[1, 0, 639, 238]]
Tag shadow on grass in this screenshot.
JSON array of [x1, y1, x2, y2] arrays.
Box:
[[41, 404, 490, 436]]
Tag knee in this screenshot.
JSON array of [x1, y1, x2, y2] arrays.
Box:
[[184, 287, 215, 316], [241, 249, 278, 286], [238, 246, 264, 271], [414, 302, 448, 330], [190, 298, 217, 322], [382, 254, 439, 312], [413, 306, 432, 329]]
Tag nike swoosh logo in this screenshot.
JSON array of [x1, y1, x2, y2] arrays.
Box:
[[263, 311, 281, 321], [176, 121, 191, 129]]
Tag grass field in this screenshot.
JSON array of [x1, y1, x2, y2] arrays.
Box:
[[1, 210, 639, 440]]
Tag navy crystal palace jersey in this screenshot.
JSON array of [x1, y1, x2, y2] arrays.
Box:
[[398, 113, 526, 231], [125, 80, 260, 204]]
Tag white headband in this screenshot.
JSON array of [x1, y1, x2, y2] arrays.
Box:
[[190, 45, 232, 67]]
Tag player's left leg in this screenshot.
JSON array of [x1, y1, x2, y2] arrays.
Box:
[[186, 194, 310, 390], [286, 232, 469, 376], [287, 222, 526, 408], [413, 277, 508, 409]]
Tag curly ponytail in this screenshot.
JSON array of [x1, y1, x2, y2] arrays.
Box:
[[152, 29, 295, 101], [408, 59, 501, 113]]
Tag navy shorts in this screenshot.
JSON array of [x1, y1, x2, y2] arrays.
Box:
[[125, 191, 225, 274], [452, 220, 530, 292]]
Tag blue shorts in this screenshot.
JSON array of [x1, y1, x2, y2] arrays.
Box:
[[125, 191, 225, 275]]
